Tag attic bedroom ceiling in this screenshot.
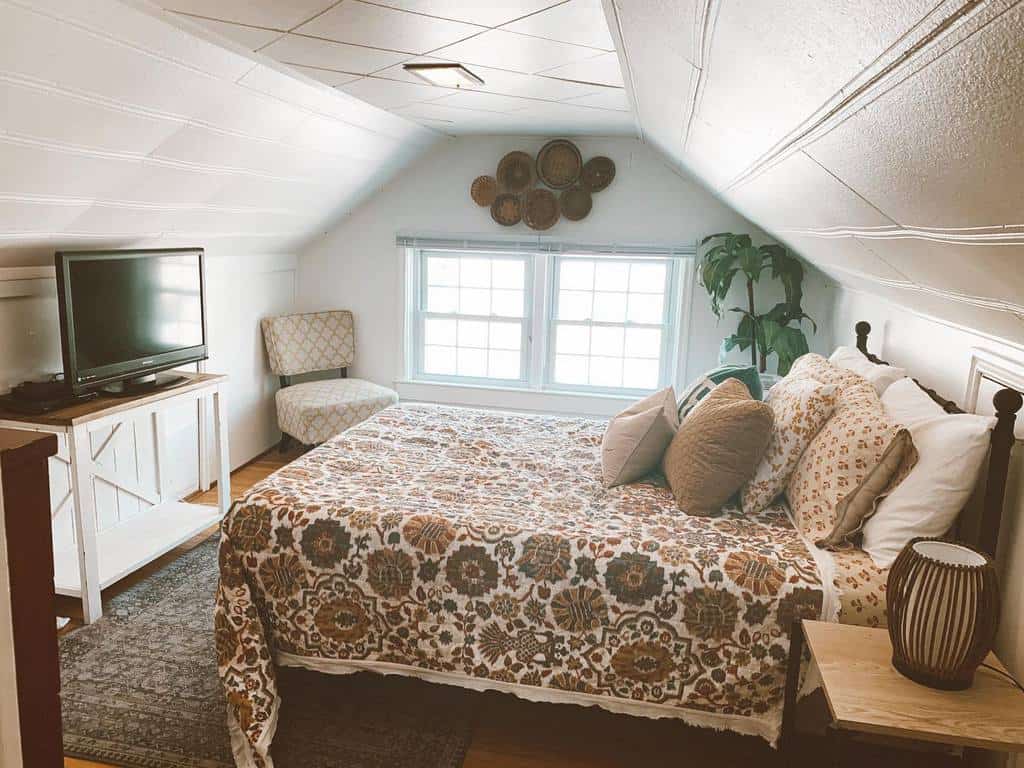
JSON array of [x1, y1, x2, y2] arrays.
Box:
[[161, 0, 637, 136], [0, 0, 437, 261], [606, 0, 1024, 345]]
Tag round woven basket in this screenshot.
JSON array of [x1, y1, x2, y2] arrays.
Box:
[[522, 188, 559, 230], [490, 192, 522, 226], [581, 156, 616, 192], [471, 175, 498, 207], [887, 538, 1000, 690], [559, 187, 592, 221], [496, 151, 534, 194], [536, 139, 582, 190]]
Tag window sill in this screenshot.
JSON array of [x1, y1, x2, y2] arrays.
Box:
[[395, 379, 634, 418]]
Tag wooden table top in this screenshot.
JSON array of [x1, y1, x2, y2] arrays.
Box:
[[803, 620, 1024, 751], [0, 372, 226, 429]]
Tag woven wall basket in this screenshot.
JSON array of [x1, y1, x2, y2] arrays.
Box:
[[887, 538, 1000, 690]]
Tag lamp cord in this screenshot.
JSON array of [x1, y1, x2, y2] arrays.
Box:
[[980, 662, 1024, 692]]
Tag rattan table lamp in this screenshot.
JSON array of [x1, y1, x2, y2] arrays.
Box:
[[887, 538, 1000, 690]]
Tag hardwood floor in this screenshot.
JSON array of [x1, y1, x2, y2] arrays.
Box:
[[60, 446, 950, 768]]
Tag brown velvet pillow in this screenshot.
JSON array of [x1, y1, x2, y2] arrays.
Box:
[[661, 378, 774, 515]]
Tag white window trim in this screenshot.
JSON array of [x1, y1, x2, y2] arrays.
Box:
[[396, 241, 695, 417]]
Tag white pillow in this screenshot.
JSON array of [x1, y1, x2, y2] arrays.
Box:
[[829, 346, 906, 395], [861, 413, 995, 568], [881, 376, 946, 424]]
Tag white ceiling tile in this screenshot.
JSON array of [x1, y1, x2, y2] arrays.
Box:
[[160, 0, 332, 30], [175, 14, 284, 50], [365, 1, 563, 28], [286, 64, 363, 86], [261, 34, 409, 75], [541, 51, 623, 86], [431, 29, 597, 74], [376, 57, 599, 100], [340, 77, 451, 109], [296, 2, 484, 54], [563, 88, 630, 111], [501, 0, 614, 50], [394, 101, 496, 122], [430, 90, 536, 113]]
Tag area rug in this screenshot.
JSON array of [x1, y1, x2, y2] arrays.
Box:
[[60, 537, 473, 768]]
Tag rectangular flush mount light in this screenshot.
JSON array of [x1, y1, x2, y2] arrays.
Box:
[[403, 62, 484, 88]]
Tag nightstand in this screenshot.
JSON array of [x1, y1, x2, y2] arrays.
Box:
[[782, 620, 1024, 765]]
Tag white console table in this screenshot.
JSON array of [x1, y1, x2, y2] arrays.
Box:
[[0, 373, 229, 623]]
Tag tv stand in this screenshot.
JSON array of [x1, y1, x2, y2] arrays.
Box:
[[99, 372, 187, 397], [0, 372, 229, 623]]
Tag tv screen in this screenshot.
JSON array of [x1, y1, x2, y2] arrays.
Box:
[[56, 249, 207, 394]]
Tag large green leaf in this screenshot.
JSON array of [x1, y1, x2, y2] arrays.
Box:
[[762, 321, 810, 376], [738, 245, 764, 281]]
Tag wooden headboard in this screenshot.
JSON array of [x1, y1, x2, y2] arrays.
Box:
[[855, 321, 1022, 558]]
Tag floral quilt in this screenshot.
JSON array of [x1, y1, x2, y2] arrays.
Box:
[[216, 404, 825, 767]]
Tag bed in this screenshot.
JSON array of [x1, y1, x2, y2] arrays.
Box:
[[215, 323, 1021, 768]]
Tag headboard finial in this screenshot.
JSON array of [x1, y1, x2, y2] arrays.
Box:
[[855, 321, 871, 353], [993, 387, 1023, 416], [978, 386, 1022, 558]]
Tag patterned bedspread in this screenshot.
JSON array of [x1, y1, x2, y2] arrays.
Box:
[[216, 404, 825, 767]]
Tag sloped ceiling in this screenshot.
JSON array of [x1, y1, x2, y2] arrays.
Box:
[[0, 0, 437, 264], [607, 0, 1024, 344], [160, 0, 637, 136]]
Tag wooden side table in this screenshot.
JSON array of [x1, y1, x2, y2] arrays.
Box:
[[782, 620, 1024, 764]]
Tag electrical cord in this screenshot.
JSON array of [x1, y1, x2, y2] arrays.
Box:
[[980, 662, 1024, 692]]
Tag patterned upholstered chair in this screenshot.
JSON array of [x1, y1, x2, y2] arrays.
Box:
[[261, 310, 398, 450]]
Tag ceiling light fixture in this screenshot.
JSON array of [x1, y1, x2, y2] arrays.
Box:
[[403, 62, 484, 88]]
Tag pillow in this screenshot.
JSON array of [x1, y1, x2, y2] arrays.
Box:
[[785, 365, 917, 544], [881, 376, 946, 425], [862, 413, 995, 568], [601, 387, 679, 488], [741, 377, 838, 514], [662, 378, 773, 515], [829, 346, 906, 395], [676, 364, 762, 421]]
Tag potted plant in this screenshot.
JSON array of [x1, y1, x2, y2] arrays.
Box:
[[698, 233, 815, 382]]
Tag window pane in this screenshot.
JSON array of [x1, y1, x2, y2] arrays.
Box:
[[457, 347, 488, 377], [591, 325, 624, 355], [427, 286, 457, 313], [488, 349, 520, 379], [424, 345, 456, 375], [490, 321, 521, 350], [492, 259, 525, 289], [592, 291, 627, 322], [594, 262, 629, 292], [427, 256, 458, 286], [461, 258, 491, 287], [424, 317, 456, 346], [491, 289, 524, 318], [556, 324, 590, 355], [457, 319, 488, 348], [625, 327, 661, 359], [558, 290, 592, 320], [554, 355, 588, 385], [626, 292, 663, 324], [459, 287, 490, 315], [629, 262, 666, 293], [589, 356, 623, 387], [623, 358, 660, 389], [560, 260, 594, 290]]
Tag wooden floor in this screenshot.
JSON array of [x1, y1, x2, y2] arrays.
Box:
[[62, 447, 951, 768]]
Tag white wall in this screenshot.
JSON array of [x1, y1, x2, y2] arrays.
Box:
[[298, 135, 835, 413], [832, 287, 1024, 737]]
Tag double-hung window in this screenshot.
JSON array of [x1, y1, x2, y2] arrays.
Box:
[[406, 241, 689, 398]]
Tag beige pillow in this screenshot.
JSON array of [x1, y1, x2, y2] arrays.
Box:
[[601, 387, 679, 487], [661, 379, 773, 515], [741, 377, 838, 514], [785, 359, 918, 544]]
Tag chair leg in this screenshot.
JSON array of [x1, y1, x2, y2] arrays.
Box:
[[278, 433, 293, 454]]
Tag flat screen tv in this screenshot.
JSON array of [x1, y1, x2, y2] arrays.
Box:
[[55, 248, 208, 396]]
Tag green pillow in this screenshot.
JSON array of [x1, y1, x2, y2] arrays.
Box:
[[676, 364, 763, 421]]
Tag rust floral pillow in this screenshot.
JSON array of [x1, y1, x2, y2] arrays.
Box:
[[784, 356, 914, 542], [741, 377, 837, 514]]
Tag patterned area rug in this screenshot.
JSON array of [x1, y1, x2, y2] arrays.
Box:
[[60, 538, 473, 768]]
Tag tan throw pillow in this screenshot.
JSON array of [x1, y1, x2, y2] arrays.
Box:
[[741, 377, 838, 514], [601, 387, 679, 488], [785, 362, 918, 544], [661, 378, 773, 515]]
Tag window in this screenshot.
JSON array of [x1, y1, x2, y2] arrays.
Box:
[[407, 243, 688, 397]]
